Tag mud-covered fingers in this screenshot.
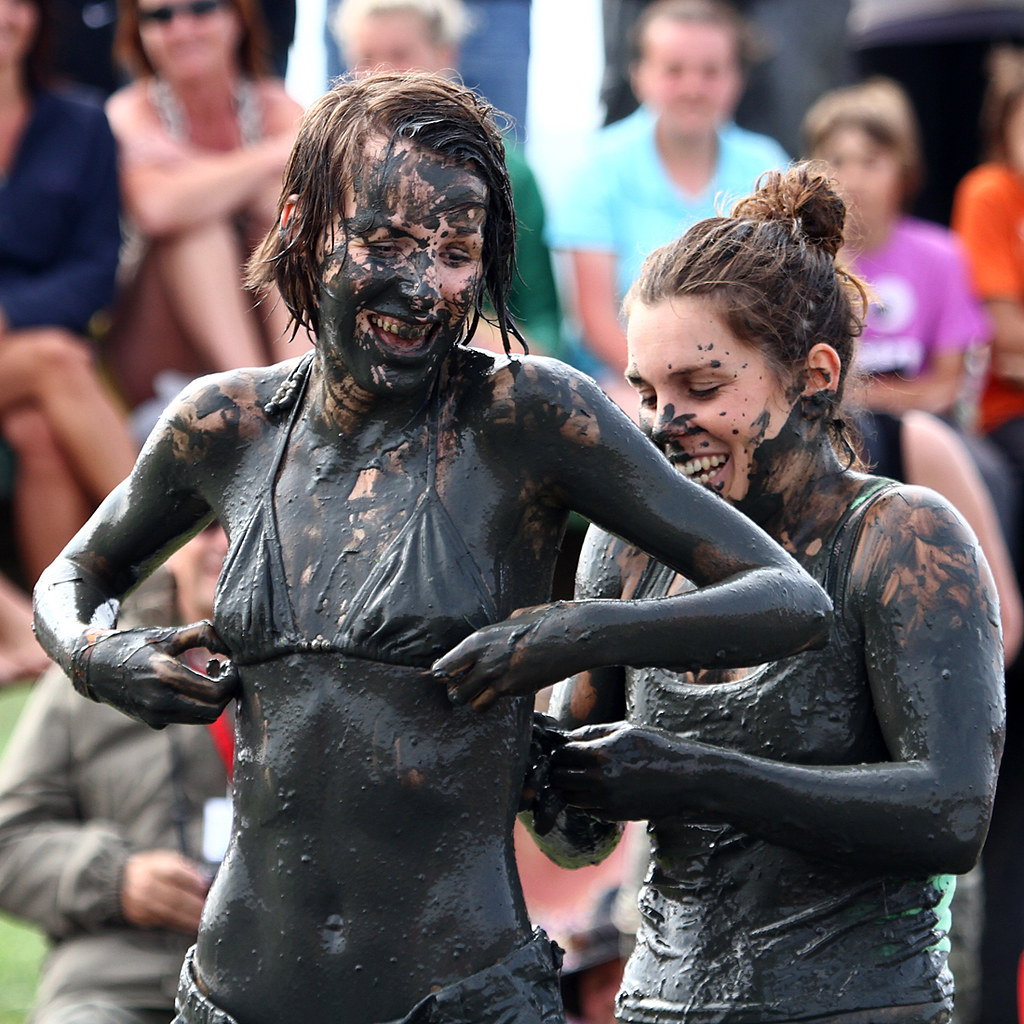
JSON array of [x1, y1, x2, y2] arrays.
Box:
[[161, 620, 232, 657]]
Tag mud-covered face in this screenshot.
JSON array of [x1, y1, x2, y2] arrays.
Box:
[[318, 138, 487, 397], [626, 296, 794, 502]]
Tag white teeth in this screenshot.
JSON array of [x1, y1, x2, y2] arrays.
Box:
[[369, 314, 430, 341], [679, 453, 726, 483]]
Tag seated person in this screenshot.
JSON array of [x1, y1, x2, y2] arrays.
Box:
[[0, 0, 137, 581], [0, 572, 49, 686], [102, 0, 307, 423], [804, 77, 989, 420], [0, 525, 230, 1024], [807, 76, 1022, 575], [546, 0, 787, 406]]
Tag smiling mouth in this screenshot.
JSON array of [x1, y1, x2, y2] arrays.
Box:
[[675, 453, 727, 486], [368, 313, 436, 356]]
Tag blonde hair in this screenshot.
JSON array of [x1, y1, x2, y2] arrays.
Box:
[[333, 0, 471, 56], [802, 77, 924, 209]]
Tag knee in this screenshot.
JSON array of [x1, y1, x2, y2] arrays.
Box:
[[1, 406, 64, 467], [20, 328, 94, 375]]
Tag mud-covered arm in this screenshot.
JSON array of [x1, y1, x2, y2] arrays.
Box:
[[438, 366, 832, 706], [553, 487, 1005, 876], [33, 378, 242, 727], [518, 527, 631, 866]]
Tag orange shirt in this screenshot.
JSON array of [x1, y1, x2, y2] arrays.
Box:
[[952, 162, 1024, 432]]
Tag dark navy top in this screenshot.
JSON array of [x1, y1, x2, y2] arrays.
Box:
[[0, 88, 120, 333]]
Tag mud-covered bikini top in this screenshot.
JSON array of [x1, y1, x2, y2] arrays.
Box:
[[213, 353, 500, 668]]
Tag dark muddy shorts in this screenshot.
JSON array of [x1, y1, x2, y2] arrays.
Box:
[[173, 929, 565, 1024]]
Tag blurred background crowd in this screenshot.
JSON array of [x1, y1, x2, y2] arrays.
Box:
[[2, 1, 1024, 1022]]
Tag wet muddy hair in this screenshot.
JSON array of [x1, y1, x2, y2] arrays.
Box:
[[625, 162, 869, 457], [248, 72, 523, 352]]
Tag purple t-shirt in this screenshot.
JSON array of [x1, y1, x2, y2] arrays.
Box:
[[853, 216, 990, 378]]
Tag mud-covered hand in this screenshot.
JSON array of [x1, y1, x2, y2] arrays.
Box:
[[70, 621, 238, 728], [433, 603, 579, 710], [550, 721, 694, 821], [519, 713, 570, 835]]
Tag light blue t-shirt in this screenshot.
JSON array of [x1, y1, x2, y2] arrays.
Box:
[[548, 106, 790, 300]]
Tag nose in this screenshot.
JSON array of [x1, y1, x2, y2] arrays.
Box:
[[650, 401, 699, 449], [397, 249, 442, 309]]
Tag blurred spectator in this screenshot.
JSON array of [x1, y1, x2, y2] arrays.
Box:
[[332, 0, 563, 356], [953, 52, 1024, 1021], [547, 0, 787, 408], [601, 0, 855, 156], [0, 0, 137, 581], [49, 0, 293, 97], [850, 0, 1024, 226], [102, 0, 306, 431], [954, 45, 1024, 563], [559, 891, 625, 1024], [327, 0, 530, 136], [804, 79, 990, 421], [804, 77, 1023, 594], [0, 572, 48, 686], [0, 524, 230, 1024]]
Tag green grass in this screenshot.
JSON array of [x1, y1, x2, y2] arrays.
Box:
[[0, 685, 47, 1024]]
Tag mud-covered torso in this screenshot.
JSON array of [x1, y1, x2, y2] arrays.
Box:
[[618, 480, 955, 1024], [196, 652, 535, 1024], [211, 353, 568, 667], [195, 354, 577, 1022]]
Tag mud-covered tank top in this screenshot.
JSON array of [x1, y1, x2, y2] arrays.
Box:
[[618, 479, 955, 1024], [213, 354, 500, 667]]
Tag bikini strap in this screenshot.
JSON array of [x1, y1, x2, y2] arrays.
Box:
[[262, 352, 315, 486], [823, 478, 900, 624]]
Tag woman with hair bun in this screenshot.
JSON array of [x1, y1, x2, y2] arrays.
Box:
[[541, 163, 1005, 1024]]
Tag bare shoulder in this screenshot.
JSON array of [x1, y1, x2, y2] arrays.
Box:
[[255, 78, 304, 133], [472, 349, 624, 437], [148, 358, 306, 456], [105, 80, 155, 138], [850, 481, 989, 609]]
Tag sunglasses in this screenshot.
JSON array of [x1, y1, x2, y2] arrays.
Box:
[[138, 0, 224, 24]]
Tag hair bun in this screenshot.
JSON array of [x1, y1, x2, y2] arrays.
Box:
[[732, 163, 846, 258]]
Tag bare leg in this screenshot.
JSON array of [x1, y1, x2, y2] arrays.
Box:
[[154, 219, 268, 372], [1, 406, 94, 583], [0, 330, 137, 500], [0, 569, 48, 685]]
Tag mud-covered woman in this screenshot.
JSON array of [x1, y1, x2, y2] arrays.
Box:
[[32, 76, 832, 1024], [539, 164, 1006, 1024]]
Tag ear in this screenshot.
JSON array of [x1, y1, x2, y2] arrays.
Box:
[[280, 194, 300, 240], [802, 343, 841, 396]]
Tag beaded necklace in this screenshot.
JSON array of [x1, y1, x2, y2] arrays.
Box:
[[148, 75, 262, 147]]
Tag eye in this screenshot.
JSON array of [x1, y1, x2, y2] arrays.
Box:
[[441, 247, 474, 268], [689, 384, 720, 400], [366, 239, 402, 258]]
